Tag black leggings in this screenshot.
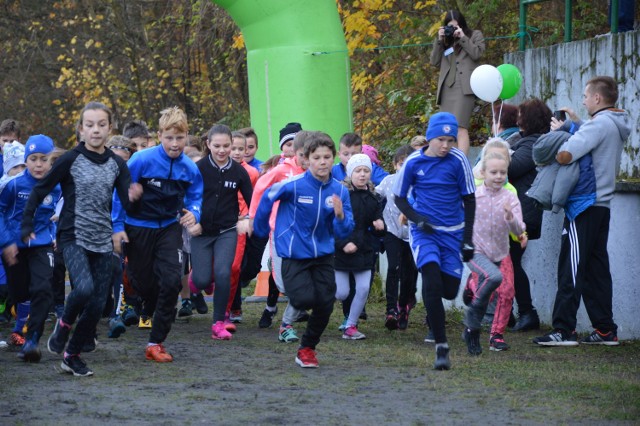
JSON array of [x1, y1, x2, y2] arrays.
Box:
[[421, 262, 460, 344], [510, 240, 534, 315]]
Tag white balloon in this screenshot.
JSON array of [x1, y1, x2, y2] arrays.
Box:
[[470, 64, 504, 103]]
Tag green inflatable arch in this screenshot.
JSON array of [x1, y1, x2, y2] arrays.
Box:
[[212, 0, 353, 160]]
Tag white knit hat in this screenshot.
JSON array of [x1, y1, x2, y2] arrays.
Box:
[[3, 141, 26, 174], [346, 153, 372, 179]]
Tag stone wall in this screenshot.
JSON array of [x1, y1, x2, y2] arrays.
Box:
[[505, 30, 639, 178]]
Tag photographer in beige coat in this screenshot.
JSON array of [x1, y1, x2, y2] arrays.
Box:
[[430, 10, 485, 155]]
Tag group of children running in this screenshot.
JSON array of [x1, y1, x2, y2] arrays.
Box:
[[0, 82, 624, 374]]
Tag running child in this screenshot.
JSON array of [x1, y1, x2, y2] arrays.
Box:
[[464, 138, 527, 351], [252, 131, 354, 368], [112, 106, 202, 363], [22, 102, 142, 376], [247, 131, 312, 341], [376, 145, 418, 331], [0, 135, 60, 362], [393, 112, 476, 370], [190, 124, 252, 341], [335, 153, 386, 340], [463, 150, 524, 355]]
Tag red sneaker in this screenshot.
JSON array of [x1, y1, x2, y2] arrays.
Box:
[[8, 332, 25, 346], [145, 344, 173, 362], [224, 316, 237, 333], [295, 347, 319, 368]]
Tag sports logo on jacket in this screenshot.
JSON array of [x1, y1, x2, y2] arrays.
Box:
[[325, 196, 334, 208], [148, 179, 161, 188], [43, 194, 53, 206], [224, 181, 237, 188]]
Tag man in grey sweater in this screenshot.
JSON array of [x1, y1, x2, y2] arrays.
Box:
[[534, 76, 631, 346]]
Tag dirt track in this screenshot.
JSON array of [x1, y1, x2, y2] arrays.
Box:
[[0, 301, 636, 425]]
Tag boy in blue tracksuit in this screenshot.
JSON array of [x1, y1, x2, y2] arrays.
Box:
[[112, 107, 203, 363], [0, 134, 60, 362], [253, 131, 354, 368]]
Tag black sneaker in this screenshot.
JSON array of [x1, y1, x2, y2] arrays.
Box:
[[294, 311, 310, 323], [424, 329, 435, 343], [533, 329, 578, 346], [384, 310, 398, 331], [178, 299, 194, 318], [258, 307, 277, 328], [397, 309, 408, 330], [82, 337, 98, 353], [359, 308, 368, 321], [121, 305, 139, 326], [580, 329, 620, 346], [191, 292, 208, 314], [434, 345, 451, 370], [462, 287, 474, 306], [489, 333, 510, 351], [18, 334, 42, 363], [61, 354, 93, 377], [48, 319, 71, 354], [512, 309, 540, 332], [463, 328, 482, 355]]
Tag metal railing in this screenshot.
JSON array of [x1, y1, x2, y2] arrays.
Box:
[[519, 0, 621, 50]]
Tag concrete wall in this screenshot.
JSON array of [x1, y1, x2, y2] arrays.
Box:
[[502, 31, 640, 339], [505, 30, 639, 179]]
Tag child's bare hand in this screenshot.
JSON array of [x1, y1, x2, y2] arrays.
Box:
[[332, 194, 344, 220], [372, 219, 384, 231], [2, 244, 18, 266], [398, 213, 408, 226], [519, 232, 528, 249], [179, 209, 196, 228], [112, 231, 128, 255], [188, 223, 202, 237], [503, 202, 513, 221], [343, 242, 358, 254], [236, 218, 250, 235], [128, 183, 143, 202]]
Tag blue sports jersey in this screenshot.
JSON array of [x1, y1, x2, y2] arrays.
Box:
[[393, 147, 474, 228]]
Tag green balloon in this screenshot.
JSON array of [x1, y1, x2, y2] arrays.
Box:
[[497, 64, 522, 100]]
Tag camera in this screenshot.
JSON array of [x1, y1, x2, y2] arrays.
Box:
[[553, 110, 566, 121], [443, 25, 457, 45]]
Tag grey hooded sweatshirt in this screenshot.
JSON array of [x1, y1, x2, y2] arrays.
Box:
[[557, 108, 631, 208]]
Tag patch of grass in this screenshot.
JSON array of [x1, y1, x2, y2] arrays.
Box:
[[321, 300, 640, 422]]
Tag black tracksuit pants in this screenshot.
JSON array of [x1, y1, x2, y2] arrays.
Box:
[[281, 255, 336, 350], [552, 206, 617, 333], [3, 246, 54, 342], [126, 222, 183, 344]]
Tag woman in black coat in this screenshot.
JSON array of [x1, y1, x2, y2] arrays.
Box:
[[509, 98, 552, 331]]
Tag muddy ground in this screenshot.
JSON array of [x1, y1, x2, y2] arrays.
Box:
[[0, 299, 637, 425]]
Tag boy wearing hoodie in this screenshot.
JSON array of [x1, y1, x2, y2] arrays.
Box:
[[534, 76, 631, 346]]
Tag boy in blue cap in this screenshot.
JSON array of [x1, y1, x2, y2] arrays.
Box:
[[0, 134, 60, 362], [393, 112, 476, 370]]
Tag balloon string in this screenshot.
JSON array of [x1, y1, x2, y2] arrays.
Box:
[[495, 101, 504, 139]]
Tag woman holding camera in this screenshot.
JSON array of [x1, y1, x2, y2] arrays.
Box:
[[430, 10, 485, 155]]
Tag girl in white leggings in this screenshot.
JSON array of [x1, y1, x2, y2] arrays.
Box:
[[334, 154, 386, 340]]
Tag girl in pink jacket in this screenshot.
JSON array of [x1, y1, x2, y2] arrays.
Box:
[[462, 151, 525, 356]]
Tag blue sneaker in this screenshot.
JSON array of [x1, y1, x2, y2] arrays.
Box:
[[338, 316, 349, 331], [278, 325, 299, 343], [108, 316, 126, 338], [18, 334, 41, 363], [121, 305, 139, 326]]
